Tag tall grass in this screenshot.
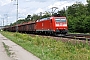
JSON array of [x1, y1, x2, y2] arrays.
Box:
[[1, 31, 90, 60]]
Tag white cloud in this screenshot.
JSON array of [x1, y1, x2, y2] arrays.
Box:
[[19, 8, 27, 14], [0, 0, 11, 6], [25, 0, 48, 2], [0, 15, 1, 18], [35, 8, 44, 14], [48, 1, 75, 10]]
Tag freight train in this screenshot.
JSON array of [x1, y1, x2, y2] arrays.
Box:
[[3, 16, 68, 35]]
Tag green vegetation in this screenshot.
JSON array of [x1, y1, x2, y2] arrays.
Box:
[[1, 31, 90, 60], [67, 1, 90, 33], [2, 42, 11, 56]]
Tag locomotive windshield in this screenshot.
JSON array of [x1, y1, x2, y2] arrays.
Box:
[[55, 18, 66, 22]]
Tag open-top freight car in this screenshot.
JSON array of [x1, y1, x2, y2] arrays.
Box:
[[3, 22, 36, 33], [17, 22, 35, 33]]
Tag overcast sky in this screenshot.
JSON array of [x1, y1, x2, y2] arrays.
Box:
[[0, 0, 87, 26]]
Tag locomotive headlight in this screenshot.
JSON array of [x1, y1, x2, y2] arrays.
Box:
[[63, 24, 67, 26], [56, 24, 59, 26], [56, 28, 58, 29]]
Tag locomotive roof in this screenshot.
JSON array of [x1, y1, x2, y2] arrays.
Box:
[[36, 16, 66, 22]]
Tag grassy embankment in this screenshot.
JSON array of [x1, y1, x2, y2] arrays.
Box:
[[1, 31, 90, 60]]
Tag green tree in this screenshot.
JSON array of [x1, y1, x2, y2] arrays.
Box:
[[67, 2, 87, 33], [25, 15, 31, 22], [87, 0, 90, 15], [41, 11, 51, 18], [57, 8, 66, 16], [31, 14, 40, 21], [83, 16, 90, 33]]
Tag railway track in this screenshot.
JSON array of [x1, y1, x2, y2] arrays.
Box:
[[29, 33, 90, 46], [62, 33, 90, 41], [30, 33, 90, 41]]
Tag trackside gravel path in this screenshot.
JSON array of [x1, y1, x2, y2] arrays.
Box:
[[0, 36, 12, 60], [0, 33, 40, 60]]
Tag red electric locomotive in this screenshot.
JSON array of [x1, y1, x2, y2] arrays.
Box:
[[35, 16, 68, 35]]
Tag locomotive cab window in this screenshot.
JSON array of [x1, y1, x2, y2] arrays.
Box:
[[55, 18, 66, 22]]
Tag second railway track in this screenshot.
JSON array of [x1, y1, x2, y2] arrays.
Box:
[[62, 33, 90, 41], [30, 33, 90, 41], [29, 33, 90, 45]]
